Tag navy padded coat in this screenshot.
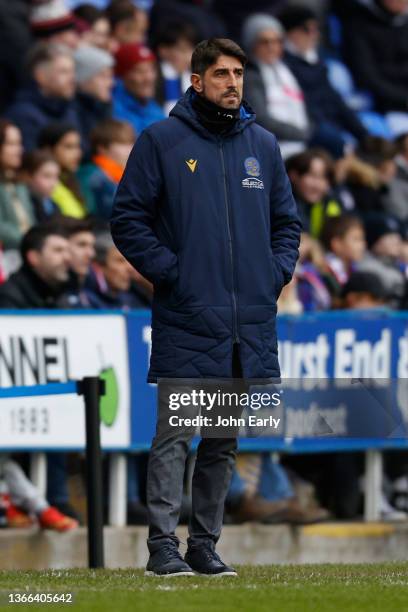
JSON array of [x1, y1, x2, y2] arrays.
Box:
[[111, 88, 301, 382]]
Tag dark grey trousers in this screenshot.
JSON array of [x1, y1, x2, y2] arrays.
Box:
[[146, 344, 242, 552]]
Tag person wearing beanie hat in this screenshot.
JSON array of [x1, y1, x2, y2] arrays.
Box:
[[30, 0, 79, 49], [242, 13, 311, 159], [112, 43, 164, 135], [358, 213, 406, 307], [279, 4, 368, 159], [74, 45, 114, 157]]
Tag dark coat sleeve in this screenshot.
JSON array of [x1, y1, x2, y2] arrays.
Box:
[[269, 138, 302, 288], [110, 129, 178, 286]]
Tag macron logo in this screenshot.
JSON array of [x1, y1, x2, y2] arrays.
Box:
[[186, 159, 198, 173]]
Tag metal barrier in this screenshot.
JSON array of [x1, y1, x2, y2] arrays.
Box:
[[0, 378, 105, 569]]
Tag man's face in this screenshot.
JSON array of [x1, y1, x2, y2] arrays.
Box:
[[28, 235, 71, 285], [69, 231, 95, 279], [191, 54, 244, 109], [123, 61, 157, 101], [36, 55, 76, 99], [103, 247, 132, 292]]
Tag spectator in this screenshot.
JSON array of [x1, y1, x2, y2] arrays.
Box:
[[78, 119, 135, 219], [395, 132, 408, 193], [358, 213, 406, 307], [213, 0, 286, 43], [21, 150, 60, 223], [0, 223, 71, 308], [340, 0, 408, 114], [38, 123, 87, 219], [74, 44, 114, 155], [286, 149, 342, 237], [356, 137, 408, 224], [106, 0, 148, 46], [0, 121, 36, 252], [56, 217, 96, 308], [73, 3, 112, 51], [85, 231, 137, 308], [6, 42, 79, 152], [242, 14, 311, 158], [321, 215, 367, 297], [153, 21, 195, 116], [0, 456, 78, 531], [280, 5, 368, 158], [113, 43, 165, 134], [30, 0, 80, 49], [295, 232, 332, 311]]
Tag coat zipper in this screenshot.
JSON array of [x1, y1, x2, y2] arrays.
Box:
[[219, 141, 239, 343]]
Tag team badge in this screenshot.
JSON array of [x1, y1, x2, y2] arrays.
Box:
[[244, 157, 261, 177]]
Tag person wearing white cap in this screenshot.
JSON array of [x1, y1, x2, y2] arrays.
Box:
[[74, 45, 114, 156], [242, 13, 311, 159]]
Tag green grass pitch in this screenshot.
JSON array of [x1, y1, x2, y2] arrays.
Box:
[[1, 564, 408, 611]]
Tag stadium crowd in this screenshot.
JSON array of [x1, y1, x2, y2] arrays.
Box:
[[0, 0, 408, 531]]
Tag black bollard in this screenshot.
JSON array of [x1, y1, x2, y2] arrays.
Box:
[[77, 376, 106, 568]]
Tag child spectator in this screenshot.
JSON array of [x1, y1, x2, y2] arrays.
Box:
[[21, 150, 60, 223], [286, 149, 342, 237], [106, 0, 148, 46], [78, 119, 135, 219], [296, 232, 332, 311], [73, 3, 112, 51], [38, 123, 87, 219], [0, 120, 35, 251], [341, 270, 388, 310], [321, 215, 367, 298], [153, 21, 195, 116]]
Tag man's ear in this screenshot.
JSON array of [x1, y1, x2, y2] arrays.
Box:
[[26, 249, 39, 269], [191, 73, 203, 94]]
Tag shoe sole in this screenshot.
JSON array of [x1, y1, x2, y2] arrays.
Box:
[[144, 571, 195, 577], [193, 571, 238, 577]]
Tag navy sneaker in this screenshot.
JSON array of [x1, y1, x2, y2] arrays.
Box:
[[185, 541, 237, 576], [145, 542, 195, 577]]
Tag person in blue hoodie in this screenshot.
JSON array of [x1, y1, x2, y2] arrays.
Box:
[[112, 43, 165, 136], [111, 38, 301, 577], [6, 42, 79, 152]]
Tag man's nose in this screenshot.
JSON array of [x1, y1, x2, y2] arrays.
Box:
[[227, 71, 238, 88]]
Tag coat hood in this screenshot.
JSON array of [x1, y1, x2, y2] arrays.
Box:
[[169, 86, 256, 139]]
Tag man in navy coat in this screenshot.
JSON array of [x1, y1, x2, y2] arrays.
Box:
[[111, 38, 301, 576]]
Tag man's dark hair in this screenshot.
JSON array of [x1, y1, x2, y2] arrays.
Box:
[[20, 223, 68, 265], [321, 215, 364, 251], [52, 216, 94, 238], [73, 3, 104, 25], [191, 38, 247, 75], [26, 42, 73, 77]]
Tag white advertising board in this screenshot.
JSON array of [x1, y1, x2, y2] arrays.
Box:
[[0, 314, 130, 449]]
